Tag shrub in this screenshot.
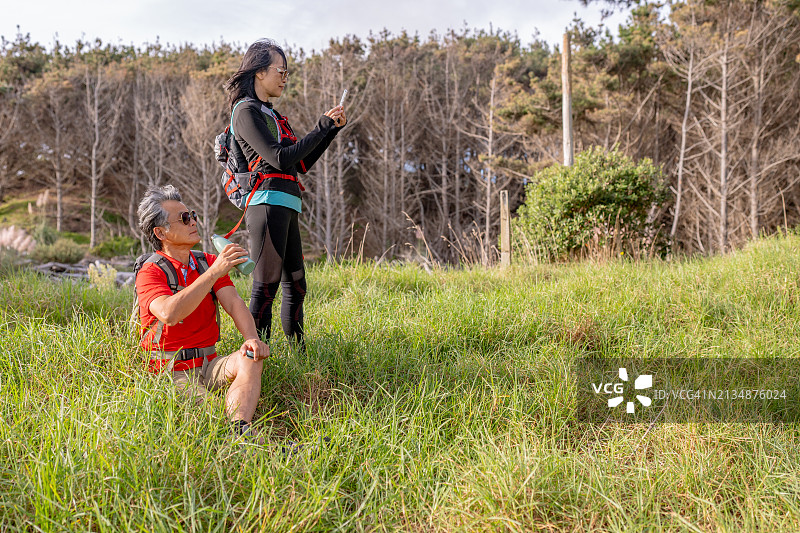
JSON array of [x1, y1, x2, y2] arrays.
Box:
[[61, 232, 91, 245], [0, 247, 22, 276], [31, 238, 87, 264], [91, 235, 138, 259], [512, 147, 666, 261], [33, 220, 58, 246], [88, 261, 119, 290]]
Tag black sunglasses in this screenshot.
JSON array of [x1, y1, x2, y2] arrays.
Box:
[[172, 210, 198, 225]]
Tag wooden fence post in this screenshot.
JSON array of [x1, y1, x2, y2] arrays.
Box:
[[500, 190, 511, 267]]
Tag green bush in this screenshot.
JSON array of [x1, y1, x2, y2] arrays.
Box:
[[31, 238, 87, 264], [32, 220, 58, 246], [513, 147, 666, 260], [91, 235, 138, 259], [0, 248, 22, 276], [61, 231, 90, 245]]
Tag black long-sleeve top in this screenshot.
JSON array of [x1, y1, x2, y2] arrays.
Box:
[[231, 97, 341, 198]]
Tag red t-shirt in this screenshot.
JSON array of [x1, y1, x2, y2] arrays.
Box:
[[137, 251, 234, 356]]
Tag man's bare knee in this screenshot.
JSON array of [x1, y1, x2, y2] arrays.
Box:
[[225, 352, 264, 383], [237, 359, 264, 383]]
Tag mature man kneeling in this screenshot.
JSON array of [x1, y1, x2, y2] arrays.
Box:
[[136, 184, 268, 437]]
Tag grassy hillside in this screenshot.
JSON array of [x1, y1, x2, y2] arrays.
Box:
[[1, 235, 800, 531]]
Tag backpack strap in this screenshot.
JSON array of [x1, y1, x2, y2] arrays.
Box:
[[135, 252, 219, 349], [229, 98, 250, 137], [191, 250, 221, 343], [272, 109, 298, 143], [152, 254, 182, 292], [223, 173, 268, 239], [141, 254, 182, 346]]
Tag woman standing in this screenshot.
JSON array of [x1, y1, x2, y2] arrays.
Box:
[[224, 39, 346, 349]]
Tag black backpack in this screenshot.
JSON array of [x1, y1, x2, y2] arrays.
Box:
[[213, 98, 302, 213], [214, 125, 262, 210], [129, 251, 219, 346]]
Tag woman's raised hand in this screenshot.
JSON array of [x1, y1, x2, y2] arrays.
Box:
[[324, 105, 347, 127]]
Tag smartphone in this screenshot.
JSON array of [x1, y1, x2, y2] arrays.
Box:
[[339, 89, 348, 107]]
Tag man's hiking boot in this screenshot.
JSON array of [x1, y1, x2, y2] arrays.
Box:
[[281, 435, 331, 458], [231, 420, 264, 445]]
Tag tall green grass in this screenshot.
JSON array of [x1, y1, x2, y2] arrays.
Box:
[[1, 235, 800, 531]]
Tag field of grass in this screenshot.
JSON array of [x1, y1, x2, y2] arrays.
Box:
[[1, 235, 800, 531]]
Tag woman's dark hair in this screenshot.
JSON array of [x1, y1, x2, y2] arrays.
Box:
[[224, 39, 286, 109]]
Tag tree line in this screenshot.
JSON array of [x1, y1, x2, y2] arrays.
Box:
[[1, 0, 799, 263]]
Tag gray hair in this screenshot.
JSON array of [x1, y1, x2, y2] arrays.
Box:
[[138, 185, 182, 251]]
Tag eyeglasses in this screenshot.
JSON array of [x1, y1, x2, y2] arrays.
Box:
[[268, 65, 289, 80], [171, 211, 198, 225]]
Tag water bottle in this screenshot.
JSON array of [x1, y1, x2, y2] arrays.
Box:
[[211, 234, 256, 275]]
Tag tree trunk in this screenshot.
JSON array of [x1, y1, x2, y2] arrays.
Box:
[[86, 65, 103, 250], [0, 154, 7, 204], [55, 166, 63, 233], [129, 112, 141, 249], [201, 158, 211, 253], [400, 99, 406, 220], [454, 128, 461, 233], [749, 60, 764, 239], [671, 46, 694, 242], [719, 34, 729, 252], [323, 150, 333, 258], [381, 77, 390, 248], [562, 33, 574, 167], [53, 121, 64, 233], [483, 73, 497, 265]]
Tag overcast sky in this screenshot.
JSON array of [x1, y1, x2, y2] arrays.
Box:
[[1, 0, 630, 53]]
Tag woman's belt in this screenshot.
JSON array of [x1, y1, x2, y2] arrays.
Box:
[[254, 172, 305, 192]]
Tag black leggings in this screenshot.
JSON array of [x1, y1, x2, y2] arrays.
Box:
[[246, 204, 306, 348]]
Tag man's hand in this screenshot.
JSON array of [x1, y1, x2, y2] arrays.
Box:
[[209, 243, 249, 278], [240, 338, 269, 362]]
